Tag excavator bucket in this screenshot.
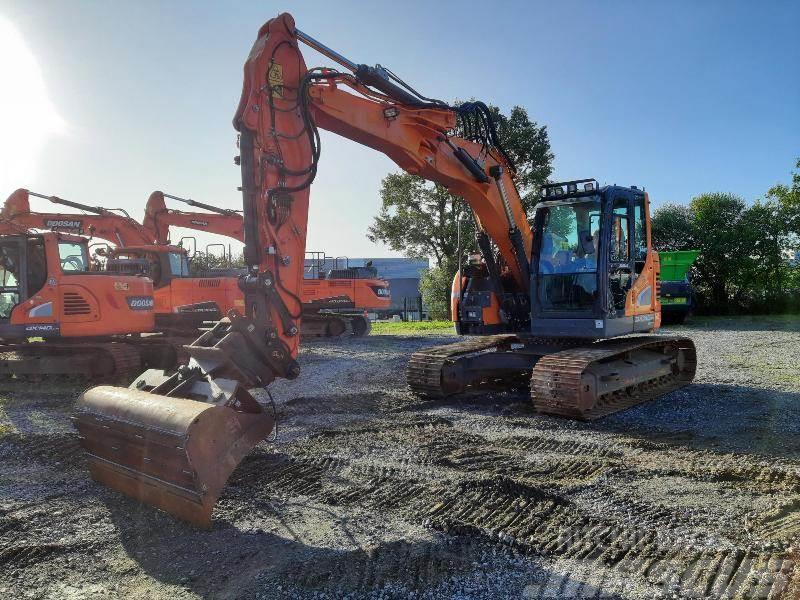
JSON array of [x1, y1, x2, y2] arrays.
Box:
[[73, 385, 274, 528]]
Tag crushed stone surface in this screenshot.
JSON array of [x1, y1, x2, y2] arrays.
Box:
[[1, 317, 799, 599]]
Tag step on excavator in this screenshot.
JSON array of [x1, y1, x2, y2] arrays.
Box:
[[3, 189, 242, 334], [72, 13, 696, 527], [0, 211, 171, 380], [142, 191, 390, 336]]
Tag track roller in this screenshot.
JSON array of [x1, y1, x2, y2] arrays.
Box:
[[531, 336, 697, 420]]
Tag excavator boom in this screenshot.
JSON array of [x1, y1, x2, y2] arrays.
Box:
[[3, 189, 154, 247]]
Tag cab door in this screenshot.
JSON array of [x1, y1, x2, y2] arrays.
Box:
[[605, 190, 657, 332], [606, 195, 635, 321], [627, 192, 660, 330], [0, 237, 25, 324]]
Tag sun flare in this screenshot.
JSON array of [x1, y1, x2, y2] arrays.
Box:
[[0, 16, 65, 192]]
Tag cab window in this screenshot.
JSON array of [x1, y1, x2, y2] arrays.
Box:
[[608, 198, 634, 311], [168, 252, 189, 276], [633, 197, 647, 262], [538, 198, 602, 275], [610, 199, 629, 263], [58, 242, 89, 272], [536, 198, 601, 312]]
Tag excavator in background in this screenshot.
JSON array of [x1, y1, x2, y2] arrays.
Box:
[[72, 13, 696, 527], [0, 213, 172, 380], [142, 190, 389, 335], [2, 189, 242, 333]]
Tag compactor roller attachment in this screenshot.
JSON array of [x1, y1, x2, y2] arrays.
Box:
[[73, 385, 274, 528]]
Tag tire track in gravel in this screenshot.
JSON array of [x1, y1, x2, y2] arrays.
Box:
[[0, 432, 84, 468], [2, 325, 800, 598], [423, 477, 795, 599], [493, 431, 800, 495], [754, 498, 800, 542], [0, 541, 84, 570], [224, 411, 799, 598]]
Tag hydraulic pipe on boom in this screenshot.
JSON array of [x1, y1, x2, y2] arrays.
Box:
[[26, 191, 132, 219], [72, 13, 695, 528], [162, 193, 240, 217]]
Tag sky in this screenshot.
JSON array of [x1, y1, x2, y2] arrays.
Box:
[[0, 0, 797, 258]]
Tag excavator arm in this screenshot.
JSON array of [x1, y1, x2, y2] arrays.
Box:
[[2, 189, 154, 247], [73, 12, 536, 527], [143, 191, 244, 245], [229, 13, 535, 369], [234, 14, 532, 342]]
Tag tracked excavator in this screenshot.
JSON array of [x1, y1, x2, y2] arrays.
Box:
[[142, 190, 389, 336], [0, 213, 170, 380], [3, 189, 242, 333], [72, 13, 696, 527]]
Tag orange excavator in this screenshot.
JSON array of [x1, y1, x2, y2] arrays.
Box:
[[0, 208, 171, 379], [142, 190, 389, 336], [72, 13, 696, 527], [3, 188, 243, 333]]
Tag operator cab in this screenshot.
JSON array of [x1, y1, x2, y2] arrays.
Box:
[[106, 246, 189, 288], [530, 179, 656, 338]]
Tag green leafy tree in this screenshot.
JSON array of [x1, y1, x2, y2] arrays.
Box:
[[189, 251, 245, 275], [368, 104, 553, 317], [369, 174, 471, 267], [735, 198, 800, 311], [688, 193, 748, 309], [766, 158, 800, 244], [651, 203, 696, 251], [368, 104, 552, 265], [490, 105, 554, 211]]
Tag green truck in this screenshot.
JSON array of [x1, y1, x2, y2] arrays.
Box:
[[658, 250, 700, 324]]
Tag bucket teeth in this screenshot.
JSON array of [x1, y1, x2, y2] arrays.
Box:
[[72, 385, 274, 528]]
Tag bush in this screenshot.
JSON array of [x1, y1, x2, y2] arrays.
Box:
[[419, 261, 456, 320]]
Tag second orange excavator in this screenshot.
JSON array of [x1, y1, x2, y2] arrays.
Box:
[[142, 190, 390, 335]]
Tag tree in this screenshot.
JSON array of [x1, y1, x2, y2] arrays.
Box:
[[368, 173, 471, 267], [651, 176, 800, 314], [368, 104, 553, 317], [735, 199, 788, 308], [688, 193, 748, 309], [766, 158, 800, 241], [651, 203, 695, 251], [189, 250, 245, 275], [490, 105, 554, 211]]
